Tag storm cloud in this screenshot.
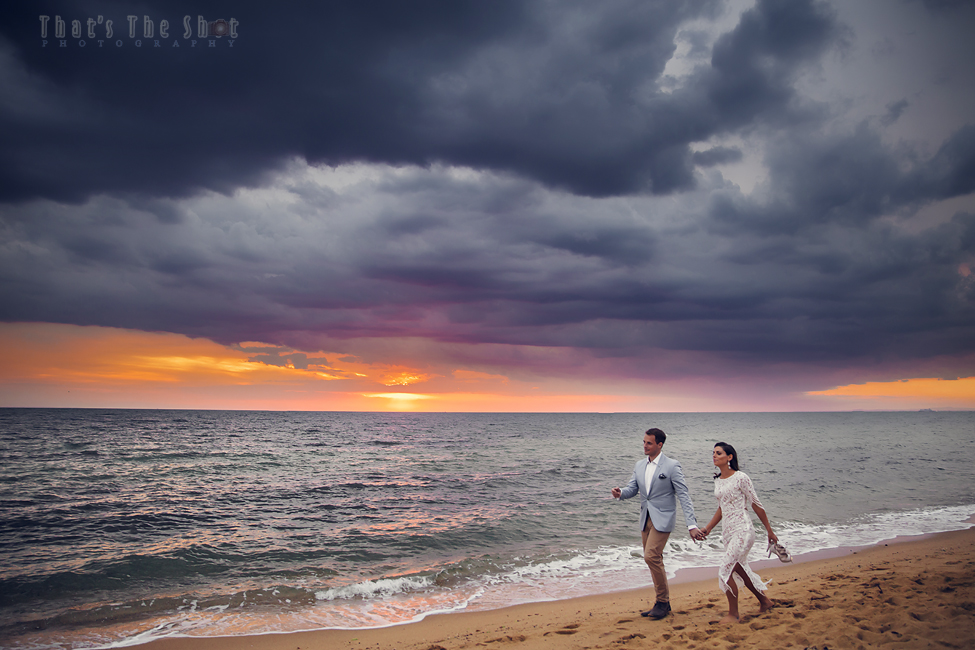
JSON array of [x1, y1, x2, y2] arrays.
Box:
[[1, 0, 974, 388], [2, 0, 843, 201]]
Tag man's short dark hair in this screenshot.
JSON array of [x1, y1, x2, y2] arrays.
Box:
[[645, 428, 666, 445]]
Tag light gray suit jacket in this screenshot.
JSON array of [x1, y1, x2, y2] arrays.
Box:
[[619, 453, 698, 533]]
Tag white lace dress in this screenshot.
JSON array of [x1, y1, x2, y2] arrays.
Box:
[[714, 471, 769, 594]]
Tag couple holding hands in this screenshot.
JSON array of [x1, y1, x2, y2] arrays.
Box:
[[611, 428, 788, 624]]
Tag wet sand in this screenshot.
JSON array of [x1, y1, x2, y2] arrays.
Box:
[[133, 527, 975, 650]]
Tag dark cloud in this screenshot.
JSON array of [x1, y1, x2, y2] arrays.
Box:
[[1, 144, 972, 373], [917, 125, 975, 199], [918, 0, 975, 13], [242, 350, 334, 371], [1, 0, 973, 384], [692, 146, 743, 167], [708, 121, 975, 235], [880, 99, 909, 126], [703, 0, 840, 126], [1, 0, 845, 202]]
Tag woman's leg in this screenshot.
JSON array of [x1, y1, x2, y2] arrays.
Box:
[[719, 576, 740, 623], [732, 563, 774, 612]]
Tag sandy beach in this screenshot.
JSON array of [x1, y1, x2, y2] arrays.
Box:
[[132, 527, 974, 650]]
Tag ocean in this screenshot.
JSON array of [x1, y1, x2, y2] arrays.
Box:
[[1, 409, 973, 649]]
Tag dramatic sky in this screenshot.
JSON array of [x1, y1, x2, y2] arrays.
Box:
[[1, 0, 973, 411]]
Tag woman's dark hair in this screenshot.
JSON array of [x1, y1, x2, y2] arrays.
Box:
[[713, 442, 739, 478]]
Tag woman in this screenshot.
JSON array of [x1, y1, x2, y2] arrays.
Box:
[[701, 442, 776, 624]]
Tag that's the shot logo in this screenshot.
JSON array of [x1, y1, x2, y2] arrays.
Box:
[[39, 14, 239, 48]]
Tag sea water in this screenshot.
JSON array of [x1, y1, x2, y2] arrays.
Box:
[[1, 409, 973, 649]]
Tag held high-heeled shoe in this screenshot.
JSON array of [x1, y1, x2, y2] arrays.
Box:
[[767, 541, 792, 563]]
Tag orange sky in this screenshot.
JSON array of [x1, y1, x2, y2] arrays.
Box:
[[0, 322, 619, 411], [0, 322, 972, 411], [807, 377, 975, 410]]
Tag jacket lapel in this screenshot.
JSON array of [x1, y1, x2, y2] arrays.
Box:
[[648, 454, 666, 496]]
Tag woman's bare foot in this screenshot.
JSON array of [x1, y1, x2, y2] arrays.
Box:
[[718, 614, 740, 625], [758, 596, 775, 613]]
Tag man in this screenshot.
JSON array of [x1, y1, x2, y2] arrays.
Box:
[[612, 428, 704, 620]]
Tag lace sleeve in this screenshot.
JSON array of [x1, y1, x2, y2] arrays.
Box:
[[739, 472, 764, 509]]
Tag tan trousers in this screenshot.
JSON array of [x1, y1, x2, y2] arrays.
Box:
[[642, 517, 671, 604]]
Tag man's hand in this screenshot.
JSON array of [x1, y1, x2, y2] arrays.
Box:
[[611, 487, 621, 499], [690, 527, 706, 541]]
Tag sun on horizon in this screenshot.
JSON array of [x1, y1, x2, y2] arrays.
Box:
[[0, 322, 972, 412]]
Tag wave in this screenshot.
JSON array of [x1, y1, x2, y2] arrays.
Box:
[[5, 505, 973, 650], [315, 575, 434, 601]]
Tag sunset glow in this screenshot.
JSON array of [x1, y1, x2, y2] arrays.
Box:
[[365, 393, 433, 401], [0, 323, 621, 411], [807, 377, 975, 409], [1, 322, 971, 412]]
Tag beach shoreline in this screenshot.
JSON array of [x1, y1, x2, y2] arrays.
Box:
[[127, 526, 975, 650]]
